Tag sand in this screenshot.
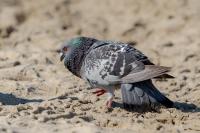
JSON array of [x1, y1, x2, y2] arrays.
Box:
[[0, 0, 200, 132]]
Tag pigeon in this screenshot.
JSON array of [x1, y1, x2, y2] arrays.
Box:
[[60, 36, 174, 109]]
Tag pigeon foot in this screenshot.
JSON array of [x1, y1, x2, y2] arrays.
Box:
[[92, 89, 106, 96], [106, 97, 113, 108]]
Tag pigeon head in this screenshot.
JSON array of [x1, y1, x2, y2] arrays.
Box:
[[60, 37, 97, 62], [60, 37, 82, 61], [59, 37, 98, 77]]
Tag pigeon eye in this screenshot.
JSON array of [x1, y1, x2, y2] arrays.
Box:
[[63, 47, 68, 52]]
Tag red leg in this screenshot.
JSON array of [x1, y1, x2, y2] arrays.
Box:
[[106, 91, 114, 108], [92, 89, 106, 96], [106, 97, 113, 108]]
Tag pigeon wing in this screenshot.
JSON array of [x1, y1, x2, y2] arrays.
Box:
[[120, 65, 171, 84], [82, 41, 171, 86]]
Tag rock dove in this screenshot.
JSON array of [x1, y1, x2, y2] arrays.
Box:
[[60, 36, 174, 109]]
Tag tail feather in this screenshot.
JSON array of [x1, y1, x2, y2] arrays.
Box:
[[121, 80, 173, 110], [144, 80, 173, 108]]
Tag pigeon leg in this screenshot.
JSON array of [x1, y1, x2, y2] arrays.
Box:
[[92, 89, 106, 96], [106, 89, 115, 108], [106, 96, 114, 108]]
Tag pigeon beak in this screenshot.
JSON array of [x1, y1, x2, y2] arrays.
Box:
[[60, 53, 65, 62]]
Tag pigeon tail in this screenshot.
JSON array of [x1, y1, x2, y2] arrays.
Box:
[[121, 80, 173, 110]]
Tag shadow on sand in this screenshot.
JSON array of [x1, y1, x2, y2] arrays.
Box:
[[112, 101, 200, 113], [173, 102, 200, 112], [48, 93, 200, 113], [0, 92, 43, 105]]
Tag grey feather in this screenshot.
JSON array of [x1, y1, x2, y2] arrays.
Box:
[[120, 65, 171, 84], [121, 80, 173, 110]]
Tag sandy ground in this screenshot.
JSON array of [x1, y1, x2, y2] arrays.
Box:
[[0, 0, 200, 132]]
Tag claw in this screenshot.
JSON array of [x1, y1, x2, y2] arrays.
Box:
[[92, 89, 106, 96]]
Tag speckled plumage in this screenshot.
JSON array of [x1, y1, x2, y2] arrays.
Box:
[[63, 37, 97, 77], [60, 37, 174, 110]]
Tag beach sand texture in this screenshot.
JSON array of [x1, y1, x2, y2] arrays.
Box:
[[0, 0, 200, 132]]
